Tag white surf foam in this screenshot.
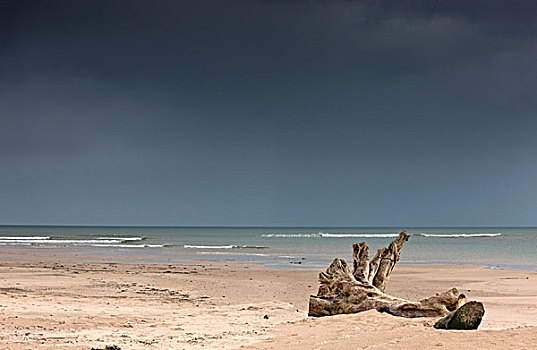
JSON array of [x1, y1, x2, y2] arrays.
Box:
[[263, 233, 400, 238], [185, 245, 235, 249], [96, 237, 145, 242], [0, 239, 123, 244], [184, 244, 267, 249], [0, 236, 50, 240], [262, 233, 321, 238], [262, 232, 502, 239], [97, 237, 145, 241], [320, 233, 400, 238], [418, 233, 502, 238], [0, 242, 32, 246], [87, 244, 164, 248]]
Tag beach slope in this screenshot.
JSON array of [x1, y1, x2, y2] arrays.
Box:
[[0, 252, 536, 349]]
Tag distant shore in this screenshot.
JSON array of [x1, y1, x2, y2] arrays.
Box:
[[0, 249, 536, 349]]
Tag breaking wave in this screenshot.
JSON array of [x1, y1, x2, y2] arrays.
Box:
[[262, 233, 399, 238], [262, 233, 321, 238], [0, 239, 124, 244], [88, 244, 164, 248], [262, 232, 502, 239], [96, 236, 145, 241], [0, 236, 153, 247], [0, 236, 50, 240], [320, 233, 400, 238], [183, 244, 268, 249], [417, 233, 502, 238]]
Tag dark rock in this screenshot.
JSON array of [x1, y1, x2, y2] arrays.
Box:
[[263, 314, 269, 319], [91, 345, 121, 350], [434, 301, 485, 330]]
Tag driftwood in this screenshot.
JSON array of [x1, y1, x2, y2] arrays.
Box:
[[308, 230, 462, 318]]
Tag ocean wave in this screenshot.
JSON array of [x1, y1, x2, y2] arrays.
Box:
[[320, 233, 400, 238], [0, 241, 164, 248], [0, 236, 145, 243], [97, 236, 146, 241], [0, 242, 32, 246], [0, 236, 51, 240], [184, 245, 234, 249], [417, 233, 502, 238], [184, 244, 268, 249], [87, 244, 164, 248], [262, 232, 503, 239], [262, 233, 321, 238], [0, 239, 124, 244], [262, 233, 399, 238]]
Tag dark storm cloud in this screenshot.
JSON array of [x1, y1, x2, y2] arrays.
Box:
[[1, 1, 536, 225]]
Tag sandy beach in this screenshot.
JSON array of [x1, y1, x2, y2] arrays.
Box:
[[4, 0, 537, 349], [0, 248, 535, 349]]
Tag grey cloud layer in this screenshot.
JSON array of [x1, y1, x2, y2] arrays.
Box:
[[1, 1, 536, 225]]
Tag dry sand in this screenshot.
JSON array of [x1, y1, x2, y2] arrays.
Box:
[[0, 248, 536, 349]]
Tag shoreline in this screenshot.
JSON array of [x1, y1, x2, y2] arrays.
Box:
[[1, 245, 536, 272], [0, 250, 536, 349], [1, 227, 535, 275]]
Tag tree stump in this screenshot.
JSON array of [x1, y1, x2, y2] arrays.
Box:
[[308, 230, 461, 318]]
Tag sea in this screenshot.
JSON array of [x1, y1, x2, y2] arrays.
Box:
[[0, 226, 536, 270]]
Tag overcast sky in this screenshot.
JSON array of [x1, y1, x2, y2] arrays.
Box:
[[1, 0, 537, 226]]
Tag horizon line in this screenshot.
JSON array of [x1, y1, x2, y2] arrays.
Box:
[[0, 224, 535, 229]]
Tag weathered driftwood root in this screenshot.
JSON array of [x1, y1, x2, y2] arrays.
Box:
[[308, 230, 461, 318]]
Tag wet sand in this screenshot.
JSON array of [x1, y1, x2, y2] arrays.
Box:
[[0, 249, 536, 349]]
